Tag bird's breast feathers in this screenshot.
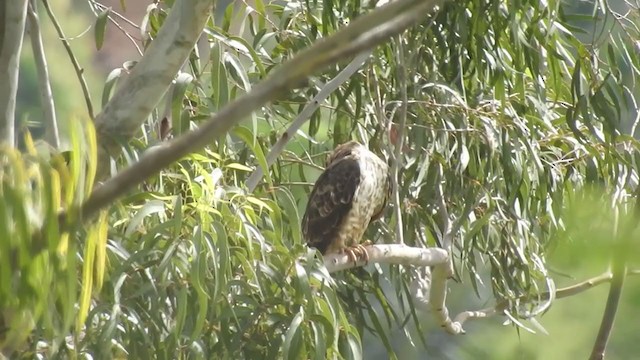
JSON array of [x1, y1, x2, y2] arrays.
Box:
[[352, 151, 389, 221]]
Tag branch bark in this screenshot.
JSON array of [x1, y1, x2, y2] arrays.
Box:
[[428, 179, 461, 333], [77, 0, 443, 224], [323, 244, 448, 273], [0, 0, 28, 147], [589, 211, 630, 360], [93, 0, 215, 179]]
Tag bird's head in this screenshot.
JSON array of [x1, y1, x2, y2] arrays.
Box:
[[325, 140, 362, 166]]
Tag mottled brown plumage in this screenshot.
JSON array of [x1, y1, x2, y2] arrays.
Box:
[[302, 141, 391, 259]]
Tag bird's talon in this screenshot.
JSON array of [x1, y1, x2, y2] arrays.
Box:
[[343, 243, 370, 264], [344, 248, 358, 264], [357, 244, 370, 264]]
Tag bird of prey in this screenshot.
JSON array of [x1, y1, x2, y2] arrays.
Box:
[[302, 141, 391, 262]]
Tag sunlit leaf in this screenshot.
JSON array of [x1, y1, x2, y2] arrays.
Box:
[[282, 309, 304, 360]]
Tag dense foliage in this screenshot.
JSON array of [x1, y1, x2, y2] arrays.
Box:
[[2, 0, 640, 358]]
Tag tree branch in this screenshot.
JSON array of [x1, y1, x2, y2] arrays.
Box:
[[452, 306, 498, 326], [0, 0, 28, 147], [93, 0, 214, 179], [451, 269, 640, 332], [428, 178, 461, 333], [589, 211, 629, 360], [245, 50, 373, 192], [323, 244, 448, 273], [77, 0, 443, 224], [410, 266, 432, 311], [390, 36, 407, 245], [27, 0, 59, 148]]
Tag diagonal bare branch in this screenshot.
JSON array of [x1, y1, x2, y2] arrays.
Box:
[[0, 0, 28, 147]]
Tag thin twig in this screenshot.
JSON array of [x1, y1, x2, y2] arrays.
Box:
[[369, 52, 386, 133], [90, 0, 142, 29], [89, 1, 144, 56], [27, 0, 59, 148], [390, 35, 407, 245], [41, 0, 95, 120]]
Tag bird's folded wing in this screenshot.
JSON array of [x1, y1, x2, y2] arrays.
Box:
[[302, 157, 360, 253]]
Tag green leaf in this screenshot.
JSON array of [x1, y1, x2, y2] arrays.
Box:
[[94, 211, 109, 290], [101, 68, 125, 107], [228, 35, 266, 77], [309, 320, 327, 360], [333, 112, 350, 147], [276, 187, 302, 245], [174, 285, 188, 336], [364, 304, 396, 359], [171, 73, 194, 136], [282, 309, 304, 360], [210, 43, 229, 111], [190, 226, 210, 340], [78, 222, 98, 332], [94, 7, 111, 50], [233, 126, 272, 189], [124, 200, 165, 237], [338, 329, 362, 360], [253, 0, 266, 31]]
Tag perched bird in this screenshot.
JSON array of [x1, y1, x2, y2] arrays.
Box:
[[302, 141, 391, 262]]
